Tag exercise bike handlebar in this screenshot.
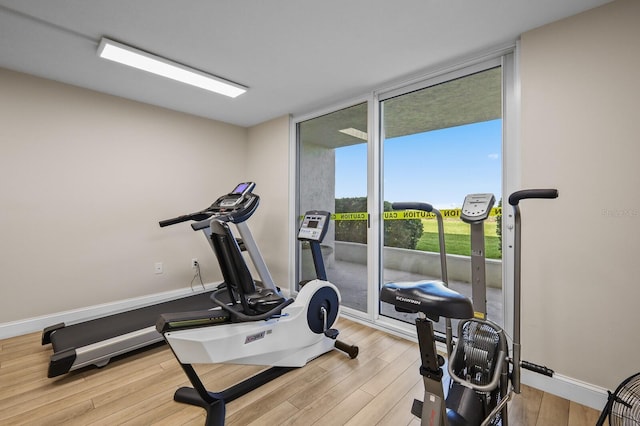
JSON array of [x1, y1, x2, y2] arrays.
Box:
[[392, 201, 456, 353], [391, 201, 434, 213], [510, 188, 558, 394], [508, 189, 558, 206]]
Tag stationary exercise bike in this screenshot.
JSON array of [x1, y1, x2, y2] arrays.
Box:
[[381, 189, 558, 425], [156, 209, 357, 425]]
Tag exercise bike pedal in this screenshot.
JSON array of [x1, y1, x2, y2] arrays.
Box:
[[324, 328, 339, 339]]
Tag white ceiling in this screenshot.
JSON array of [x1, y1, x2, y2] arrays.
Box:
[[0, 0, 611, 127]]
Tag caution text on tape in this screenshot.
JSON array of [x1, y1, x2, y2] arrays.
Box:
[[332, 207, 501, 221]]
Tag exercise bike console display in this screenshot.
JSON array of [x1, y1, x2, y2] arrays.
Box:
[[298, 211, 330, 242], [460, 193, 495, 224]]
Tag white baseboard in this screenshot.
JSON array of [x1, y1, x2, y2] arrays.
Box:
[[521, 369, 608, 411], [0, 282, 221, 340]]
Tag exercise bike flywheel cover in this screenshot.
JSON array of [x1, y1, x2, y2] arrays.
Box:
[[307, 286, 340, 334]]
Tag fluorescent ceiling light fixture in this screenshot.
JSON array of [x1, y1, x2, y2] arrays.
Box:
[[97, 37, 247, 98], [339, 128, 368, 141]]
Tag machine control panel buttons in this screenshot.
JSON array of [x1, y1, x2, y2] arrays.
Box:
[[298, 212, 330, 242]]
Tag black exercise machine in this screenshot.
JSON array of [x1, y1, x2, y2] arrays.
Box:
[[381, 189, 558, 425], [41, 182, 263, 377]]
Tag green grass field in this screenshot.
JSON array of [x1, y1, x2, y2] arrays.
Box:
[[415, 218, 502, 259]]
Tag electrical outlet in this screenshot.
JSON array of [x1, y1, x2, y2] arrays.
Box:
[[154, 262, 163, 274], [191, 258, 199, 269]]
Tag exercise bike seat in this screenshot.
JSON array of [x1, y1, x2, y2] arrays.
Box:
[[380, 281, 473, 321]]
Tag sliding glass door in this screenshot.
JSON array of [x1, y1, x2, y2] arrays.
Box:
[[295, 55, 513, 333]]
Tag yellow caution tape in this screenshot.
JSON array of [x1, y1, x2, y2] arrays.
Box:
[[331, 212, 368, 221], [332, 208, 501, 221]]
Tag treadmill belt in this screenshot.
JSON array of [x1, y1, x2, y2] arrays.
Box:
[[49, 291, 216, 351]]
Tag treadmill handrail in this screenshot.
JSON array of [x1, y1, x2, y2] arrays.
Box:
[[191, 194, 260, 231], [159, 210, 215, 227]]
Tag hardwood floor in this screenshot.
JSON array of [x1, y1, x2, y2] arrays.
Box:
[[0, 318, 603, 425]]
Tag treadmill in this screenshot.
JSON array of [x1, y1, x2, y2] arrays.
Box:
[[41, 182, 268, 378]]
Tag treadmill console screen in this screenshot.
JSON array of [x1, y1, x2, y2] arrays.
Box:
[[219, 182, 256, 207], [231, 182, 254, 195]]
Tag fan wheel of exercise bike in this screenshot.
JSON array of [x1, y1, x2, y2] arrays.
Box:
[[599, 372, 640, 425], [306, 286, 339, 334], [459, 320, 501, 386]]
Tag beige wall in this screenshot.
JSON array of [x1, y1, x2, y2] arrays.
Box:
[[246, 115, 291, 287], [0, 68, 248, 323], [519, 0, 640, 390]]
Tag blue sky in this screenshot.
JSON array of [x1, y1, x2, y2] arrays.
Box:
[[335, 119, 502, 208]]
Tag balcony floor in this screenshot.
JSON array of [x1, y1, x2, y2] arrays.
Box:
[[326, 258, 504, 329]]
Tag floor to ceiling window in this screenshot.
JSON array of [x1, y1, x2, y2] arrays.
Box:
[[296, 102, 370, 314], [379, 66, 504, 333], [294, 53, 515, 335]]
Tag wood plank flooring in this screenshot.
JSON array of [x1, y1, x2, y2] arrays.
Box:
[[0, 318, 603, 425]]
